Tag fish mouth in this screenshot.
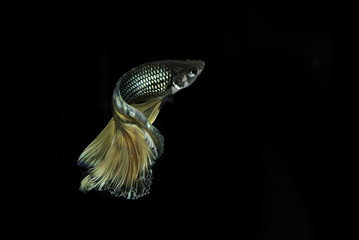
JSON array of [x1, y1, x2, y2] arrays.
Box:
[[200, 60, 205, 68], [186, 59, 205, 71], [198, 60, 205, 71]]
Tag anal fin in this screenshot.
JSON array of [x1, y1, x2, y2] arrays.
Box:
[[131, 97, 164, 124]]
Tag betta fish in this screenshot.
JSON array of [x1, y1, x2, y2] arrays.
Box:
[[78, 59, 205, 199]]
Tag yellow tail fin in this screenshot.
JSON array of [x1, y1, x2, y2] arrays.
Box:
[[78, 118, 116, 168], [78, 104, 164, 199]]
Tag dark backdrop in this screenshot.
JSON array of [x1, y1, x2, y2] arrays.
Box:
[[63, 1, 334, 238]]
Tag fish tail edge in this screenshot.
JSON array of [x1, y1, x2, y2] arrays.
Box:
[[79, 119, 163, 199]]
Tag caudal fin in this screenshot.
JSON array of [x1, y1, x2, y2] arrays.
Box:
[[78, 118, 116, 168], [78, 117, 163, 199]]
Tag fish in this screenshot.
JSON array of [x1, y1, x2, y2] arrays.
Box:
[[78, 59, 205, 199]]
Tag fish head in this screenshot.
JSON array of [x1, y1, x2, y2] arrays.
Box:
[[169, 59, 205, 94]]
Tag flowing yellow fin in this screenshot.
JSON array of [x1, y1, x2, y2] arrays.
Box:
[[78, 114, 164, 199], [131, 97, 164, 124], [78, 118, 116, 168]]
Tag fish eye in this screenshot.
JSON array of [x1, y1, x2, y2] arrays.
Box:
[[188, 66, 198, 77]]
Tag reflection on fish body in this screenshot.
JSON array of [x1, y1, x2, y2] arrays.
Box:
[[78, 59, 205, 199]]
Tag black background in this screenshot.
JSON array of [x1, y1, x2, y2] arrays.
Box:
[[63, 1, 335, 238]]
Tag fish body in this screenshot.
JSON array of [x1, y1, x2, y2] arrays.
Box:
[[78, 59, 205, 199]]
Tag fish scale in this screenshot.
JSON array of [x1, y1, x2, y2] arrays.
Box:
[[79, 59, 205, 199], [119, 63, 171, 103]]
